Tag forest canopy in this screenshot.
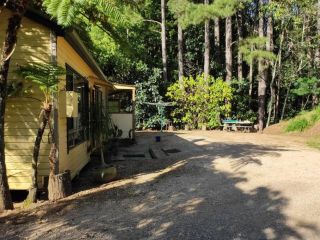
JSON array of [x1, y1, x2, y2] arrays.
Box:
[[39, 0, 319, 131]]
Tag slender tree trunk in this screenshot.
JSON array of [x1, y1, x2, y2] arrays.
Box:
[[273, 26, 283, 122], [204, 20, 210, 79], [236, 12, 243, 81], [178, 23, 184, 86], [303, 95, 311, 110], [225, 16, 232, 83], [249, 43, 254, 98], [249, 58, 253, 97], [281, 85, 291, 121], [275, 77, 281, 121], [0, 0, 29, 211], [161, 0, 168, 82], [214, 17, 220, 63], [257, 0, 267, 132], [28, 106, 51, 202], [48, 118, 57, 176], [204, 0, 210, 80], [266, 14, 277, 127]]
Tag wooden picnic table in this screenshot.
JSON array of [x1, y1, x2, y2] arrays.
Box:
[[222, 120, 253, 132]]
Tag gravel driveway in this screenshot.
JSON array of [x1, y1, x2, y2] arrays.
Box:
[[1, 131, 320, 240]]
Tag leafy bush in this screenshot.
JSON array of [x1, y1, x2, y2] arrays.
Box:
[[230, 78, 257, 123], [135, 68, 168, 129], [285, 117, 310, 132], [292, 77, 320, 97], [167, 74, 233, 129]]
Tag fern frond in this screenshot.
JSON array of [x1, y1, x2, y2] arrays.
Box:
[[16, 63, 65, 100]]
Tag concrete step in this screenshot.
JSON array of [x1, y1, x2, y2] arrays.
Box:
[[149, 147, 168, 160]]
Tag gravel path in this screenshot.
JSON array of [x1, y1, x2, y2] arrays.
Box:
[[1, 131, 320, 240]]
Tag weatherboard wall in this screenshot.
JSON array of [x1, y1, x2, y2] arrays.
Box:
[[56, 36, 104, 179], [1, 10, 113, 190], [1, 10, 52, 190]]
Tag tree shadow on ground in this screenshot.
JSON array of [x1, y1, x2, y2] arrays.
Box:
[[0, 132, 319, 240]]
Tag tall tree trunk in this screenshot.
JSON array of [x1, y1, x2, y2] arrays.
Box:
[[214, 17, 220, 63], [267, 12, 276, 127], [0, 0, 29, 211], [257, 0, 267, 132], [267, 19, 283, 128], [236, 12, 243, 81], [204, 19, 210, 79], [161, 0, 168, 82], [204, 0, 210, 80], [214, 18, 220, 48], [178, 23, 184, 86], [225, 16, 232, 83], [249, 56, 253, 97]]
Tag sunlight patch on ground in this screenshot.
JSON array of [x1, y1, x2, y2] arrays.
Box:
[[152, 222, 174, 238], [132, 160, 187, 185], [263, 228, 276, 239], [177, 197, 204, 215], [137, 218, 154, 229]]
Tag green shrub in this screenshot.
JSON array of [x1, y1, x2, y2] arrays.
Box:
[[285, 117, 310, 132], [167, 74, 233, 129]]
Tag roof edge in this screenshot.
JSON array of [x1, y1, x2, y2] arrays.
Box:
[[64, 30, 108, 82], [24, 8, 110, 83]]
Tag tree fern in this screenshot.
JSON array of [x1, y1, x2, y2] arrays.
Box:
[[43, 0, 136, 51], [16, 62, 65, 104], [43, 0, 131, 27]]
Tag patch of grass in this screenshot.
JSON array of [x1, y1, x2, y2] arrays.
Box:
[[285, 107, 320, 132], [285, 117, 310, 132], [310, 108, 320, 124], [307, 137, 320, 150]]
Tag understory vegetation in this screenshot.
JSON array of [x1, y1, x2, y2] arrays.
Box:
[[167, 74, 233, 129], [286, 107, 320, 132]]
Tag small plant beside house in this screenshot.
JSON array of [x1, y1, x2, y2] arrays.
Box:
[[17, 62, 67, 202]]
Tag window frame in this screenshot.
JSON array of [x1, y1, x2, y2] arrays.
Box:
[[65, 65, 89, 151]]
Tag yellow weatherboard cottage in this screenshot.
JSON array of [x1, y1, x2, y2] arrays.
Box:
[[1, 8, 135, 190]]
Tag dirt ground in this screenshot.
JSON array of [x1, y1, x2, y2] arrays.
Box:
[[1, 131, 320, 240]]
